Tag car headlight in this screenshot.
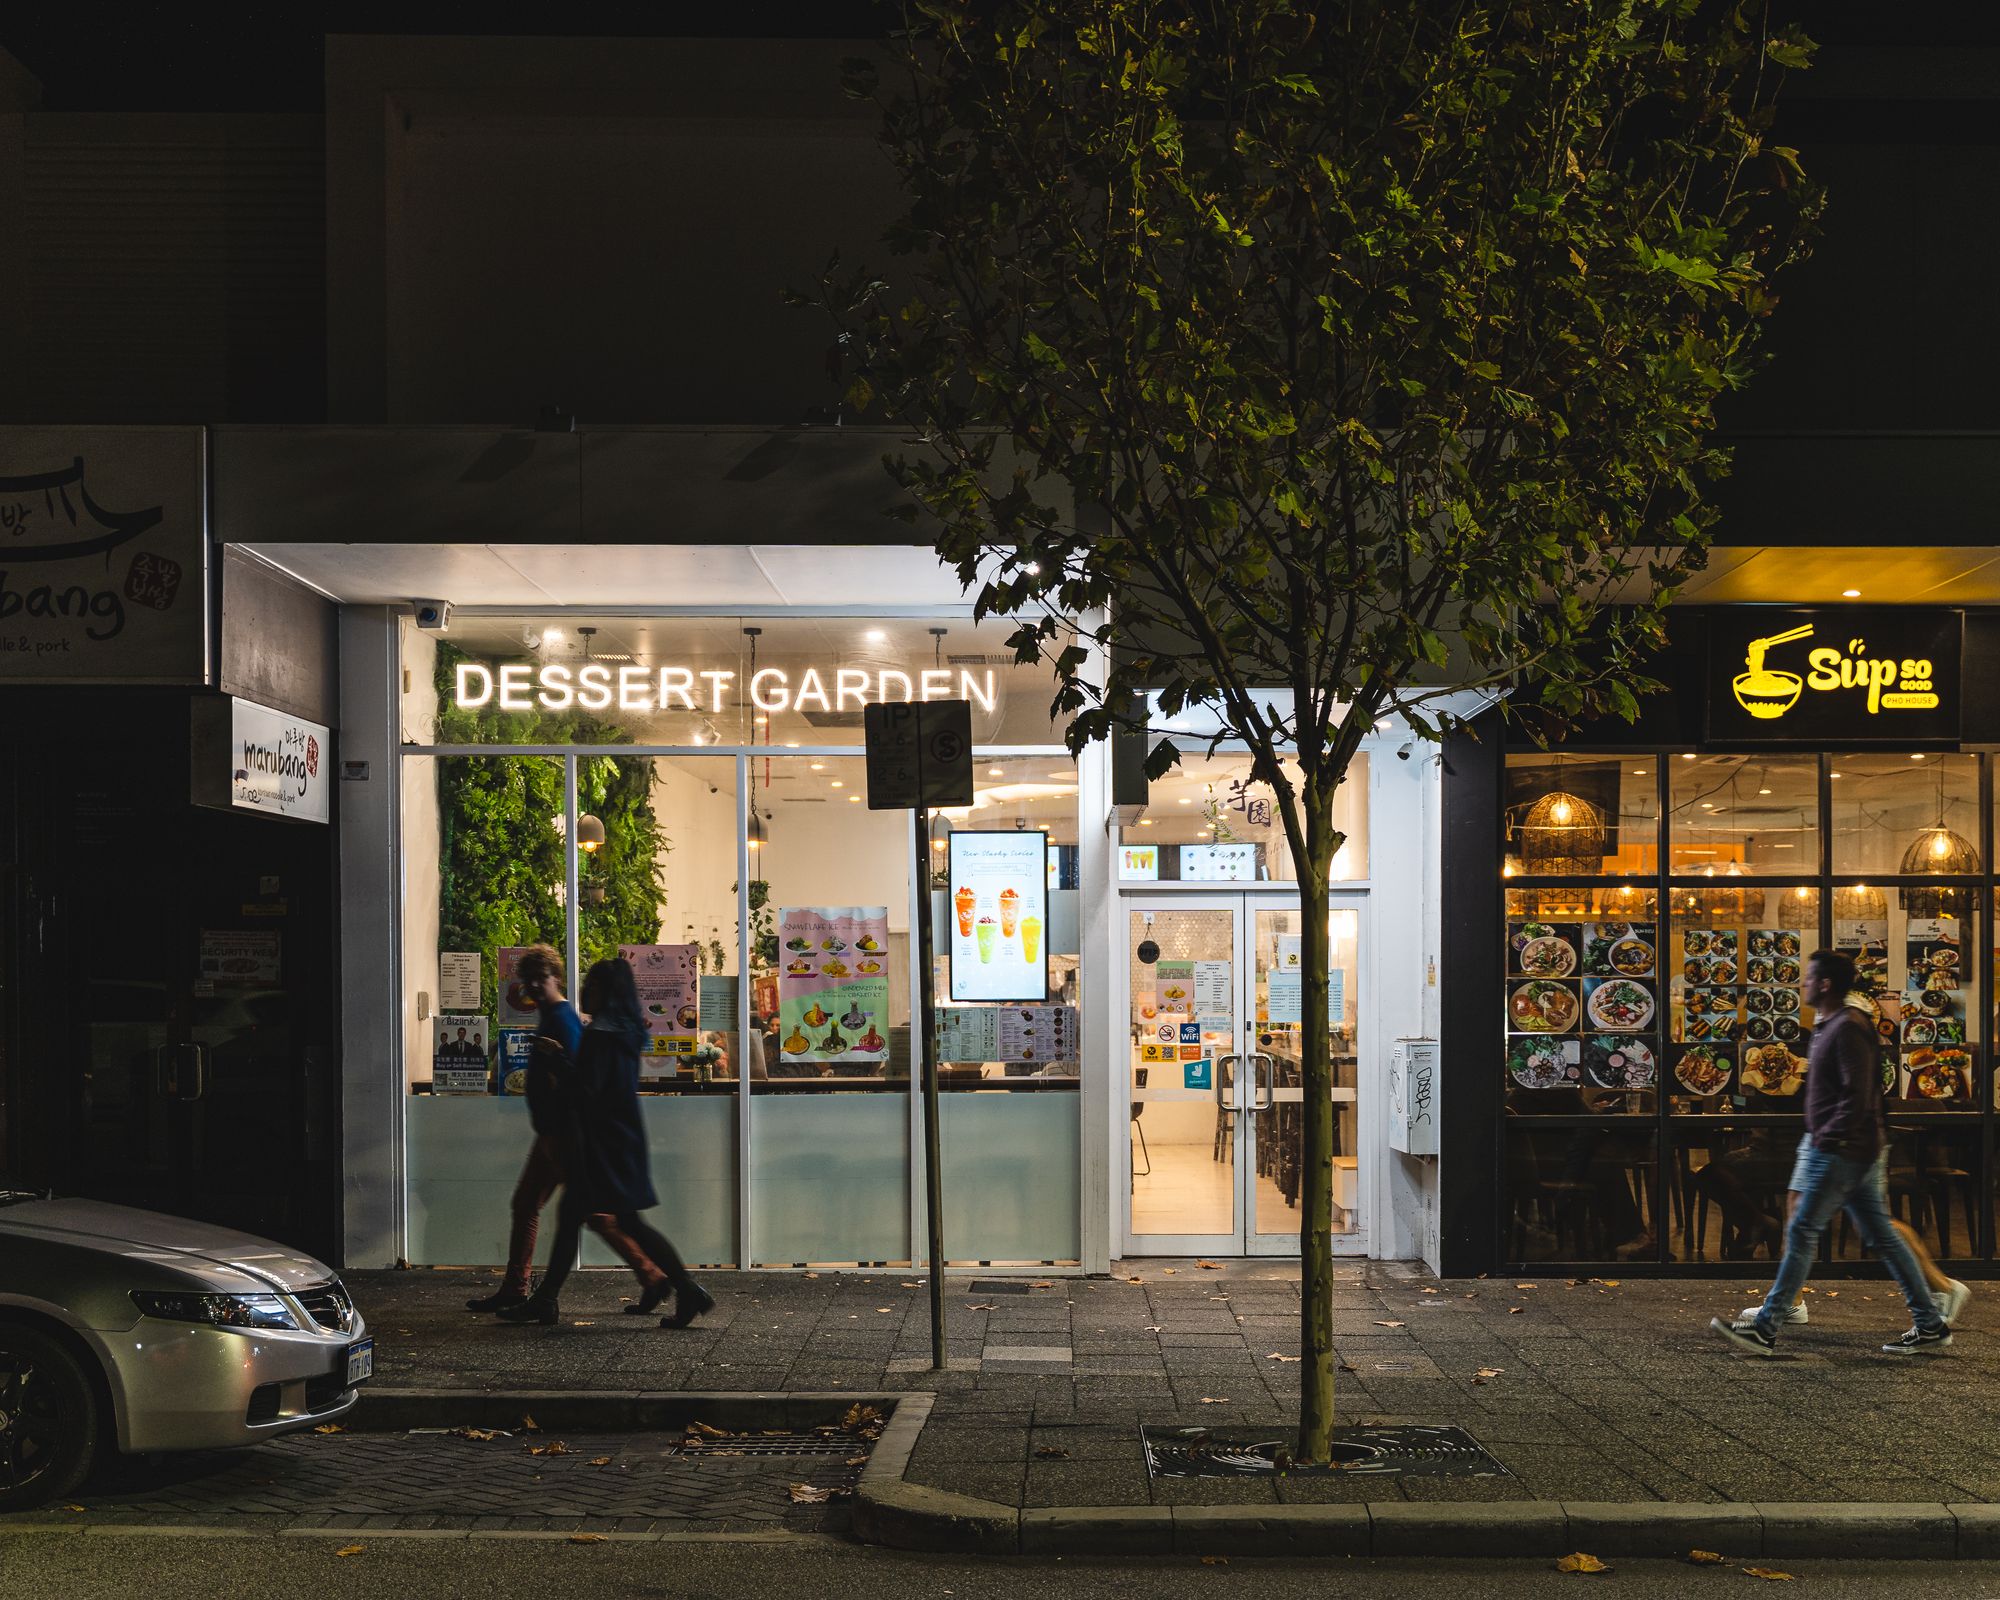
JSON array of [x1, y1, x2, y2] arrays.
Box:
[[131, 1290, 302, 1330]]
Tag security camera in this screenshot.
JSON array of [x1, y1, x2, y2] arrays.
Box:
[[1396, 742, 1414, 761], [411, 599, 453, 632]]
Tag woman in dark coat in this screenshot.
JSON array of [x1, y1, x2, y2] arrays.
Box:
[[498, 958, 715, 1328]]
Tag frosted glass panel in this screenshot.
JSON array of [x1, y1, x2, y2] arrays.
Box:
[[749, 1093, 910, 1265], [581, 1096, 738, 1268], [942, 1094, 1080, 1263], [405, 1096, 551, 1267]]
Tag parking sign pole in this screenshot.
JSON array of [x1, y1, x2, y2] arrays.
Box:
[[914, 798, 947, 1370]]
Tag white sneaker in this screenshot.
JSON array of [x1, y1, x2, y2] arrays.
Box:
[[1938, 1279, 1971, 1326], [1741, 1302, 1807, 1326]]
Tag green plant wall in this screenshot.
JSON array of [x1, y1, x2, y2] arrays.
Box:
[[434, 643, 667, 1013]]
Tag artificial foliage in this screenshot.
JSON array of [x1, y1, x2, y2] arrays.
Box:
[[433, 643, 668, 1015], [817, 0, 1821, 1462]]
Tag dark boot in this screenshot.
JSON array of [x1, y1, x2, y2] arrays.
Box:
[[623, 1282, 671, 1315], [660, 1283, 715, 1329], [466, 1288, 529, 1313], [495, 1295, 559, 1326]]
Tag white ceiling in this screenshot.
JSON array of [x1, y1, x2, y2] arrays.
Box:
[[237, 542, 978, 609]]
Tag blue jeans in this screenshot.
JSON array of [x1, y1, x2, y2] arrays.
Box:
[[1759, 1137, 1944, 1335]]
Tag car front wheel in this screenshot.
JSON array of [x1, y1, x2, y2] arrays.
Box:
[[0, 1324, 99, 1510]]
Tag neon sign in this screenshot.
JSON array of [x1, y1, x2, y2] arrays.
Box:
[[454, 662, 997, 717], [1707, 608, 1960, 745]]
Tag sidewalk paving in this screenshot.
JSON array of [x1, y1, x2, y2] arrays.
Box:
[[351, 1258, 1994, 1510]]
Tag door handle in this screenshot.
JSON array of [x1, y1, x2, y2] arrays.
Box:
[[1249, 1052, 1275, 1113], [171, 1043, 207, 1102]]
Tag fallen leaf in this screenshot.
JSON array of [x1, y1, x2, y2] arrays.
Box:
[[804, 1271, 819, 1279], [588, 1456, 613, 1467], [1127, 1276, 1145, 1284], [1591, 1278, 1621, 1289], [1034, 1281, 1055, 1288], [1515, 1283, 1536, 1290], [525, 1440, 573, 1457], [1509, 1306, 1525, 1314], [1034, 1445, 1070, 1459], [686, 1421, 730, 1439], [571, 1320, 595, 1327], [843, 1403, 885, 1431], [335, 1544, 365, 1557], [521, 1414, 541, 1432], [876, 1307, 893, 1314], [1267, 1352, 1301, 1362], [1198, 1396, 1231, 1404], [1196, 1261, 1222, 1270], [568, 1532, 609, 1544], [1686, 1550, 1726, 1564], [1473, 1368, 1505, 1382], [1200, 1555, 1229, 1566], [1420, 1287, 1439, 1295], [789, 1484, 837, 1503], [1145, 1325, 1165, 1333], [453, 1426, 505, 1442], [846, 1456, 869, 1467], [313, 1424, 346, 1435], [1337, 1363, 1357, 1373], [901, 1282, 921, 1288], [1825, 1290, 1839, 1299], [1742, 1568, 1794, 1582], [1556, 1552, 1611, 1574], [1375, 1320, 1405, 1328], [968, 1302, 997, 1311], [61, 1505, 85, 1513], [1162, 1268, 1177, 1275]]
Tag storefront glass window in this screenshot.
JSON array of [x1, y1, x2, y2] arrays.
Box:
[[1668, 754, 1817, 876], [1831, 752, 1980, 878], [1504, 754, 1656, 878], [1118, 752, 1369, 882]]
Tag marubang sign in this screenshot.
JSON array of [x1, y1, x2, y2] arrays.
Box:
[[0, 427, 207, 683], [1706, 609, 1961, 746], [230, 698, 330, 823]]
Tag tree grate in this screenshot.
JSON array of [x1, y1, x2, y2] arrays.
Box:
[[1142, 1423, 1509, 1480]]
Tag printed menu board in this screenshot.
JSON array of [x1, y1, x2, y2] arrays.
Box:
[[432, 1014, 491, 1093], [438, 951, 482, 1013], [1668, 925, 1809, 1105], [1504, 919, 1660, 1095], [936, 1004, 1078, 1064], [776, 906, 892, 1065], [619, 943, 699, 1078], [948, 832, 1050, 1001]]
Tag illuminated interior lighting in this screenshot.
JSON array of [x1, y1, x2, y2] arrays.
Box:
[[541, 628, 563, 644], [1178, 798, 1193, 805], [865, 628, 887, 643], [1138, 819, 1155, 827], [1830, 771, 1842, 779], [849, 794, 862, 803], [1759, 788, 1771, 795], [829, 780, 844, 789], [1680, 753, 1696, 761], [988, 766, 1005, 777], [1550, 798, 1573, 825], [1842, 589, 1860, 597], [1911, 753, 1926, 760], [810, 761, 826, 771]]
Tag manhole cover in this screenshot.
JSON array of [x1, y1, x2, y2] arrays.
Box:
[[668, 1433, 863, 1458], [1141, 1423, 1508, 1480]]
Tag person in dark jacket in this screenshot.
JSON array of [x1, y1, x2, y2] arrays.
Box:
[[1711, 949, 1950, 1357], [466, 946, 667, 1313], [498, 958, 714, 1329]]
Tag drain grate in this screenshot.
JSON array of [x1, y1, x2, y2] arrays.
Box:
[[1142, 1423, 1508, 1480], [967, 1280, 1034, 1295], [669, 1433, 865, 1458]]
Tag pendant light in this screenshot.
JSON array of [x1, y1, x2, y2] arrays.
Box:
[[1899, 762, 1979, 876]]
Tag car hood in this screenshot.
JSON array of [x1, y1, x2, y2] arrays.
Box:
[[0, 1197, 336, 1294]]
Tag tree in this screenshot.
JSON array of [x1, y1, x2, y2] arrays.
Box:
[[817, 0, 1819, 1461]]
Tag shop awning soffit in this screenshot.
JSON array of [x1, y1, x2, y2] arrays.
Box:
[[1560, 545, 2000, 607]]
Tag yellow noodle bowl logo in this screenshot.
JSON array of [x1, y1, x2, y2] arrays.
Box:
[[1732, 623, 1939, 720]]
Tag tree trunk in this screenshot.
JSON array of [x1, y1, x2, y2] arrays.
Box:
[[1294, 813, 1341, 1464]]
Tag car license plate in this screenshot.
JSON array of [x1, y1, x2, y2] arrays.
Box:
[[345, 1338, 374, 1386]]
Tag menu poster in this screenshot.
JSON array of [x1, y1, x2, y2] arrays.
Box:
[[199, 930, 281, 987], [432, 1014, 491, 1093], [948, 831, 1050, 1001], [497, 1029, 534, 1096], [620, 943, 699, 1076], [1118, 843, 1160, 881], [936, 1003, 1078, 1064], [777, 906, 892, 1064], [1180, 843, 1256, 882], [1193, 960, 1233, 1015], [1268, 935, 1344, 1024], [497, 947, 541, 1029], [1154, 959, 1196, 1018], [438, 951, 482, 1013]]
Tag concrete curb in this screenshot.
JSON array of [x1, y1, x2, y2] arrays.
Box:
[[849, 1489, 1997, 1560], [352, 1386, 903, 1434]]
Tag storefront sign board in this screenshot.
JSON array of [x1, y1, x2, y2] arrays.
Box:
[[948, 831, 1049, 1001], [776, 907, 893, 1065], [1118, 844, 1159, 880], [229, 697, 330, 823], [456, 661, 998, 719], [1706, 607, 1961, 745], [0, 426, 208, 683], [1180, 843, 1256, 881], [620, 943, 699, 1075], [438, 951, 482, 1013], [432, 1015, 491, 1093]]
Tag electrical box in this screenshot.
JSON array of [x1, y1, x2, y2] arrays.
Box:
[[1388, 1037, 1439, 1157]]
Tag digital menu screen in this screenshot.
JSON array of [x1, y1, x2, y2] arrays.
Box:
[[948, 831, 1050, 1002]]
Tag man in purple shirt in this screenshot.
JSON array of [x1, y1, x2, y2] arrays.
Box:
[[1712, 948, 1950, 1357]]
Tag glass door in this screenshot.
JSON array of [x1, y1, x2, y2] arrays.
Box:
[[1123, 902, 1247, 1255], [1244, 894, 1367, 1255]]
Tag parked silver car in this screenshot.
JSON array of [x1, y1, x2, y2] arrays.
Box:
[[0, 1191, 370, 1509]]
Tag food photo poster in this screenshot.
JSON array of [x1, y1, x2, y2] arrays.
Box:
[[777, 906, 892, 1065], [948, 831, 1049, 1002]]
